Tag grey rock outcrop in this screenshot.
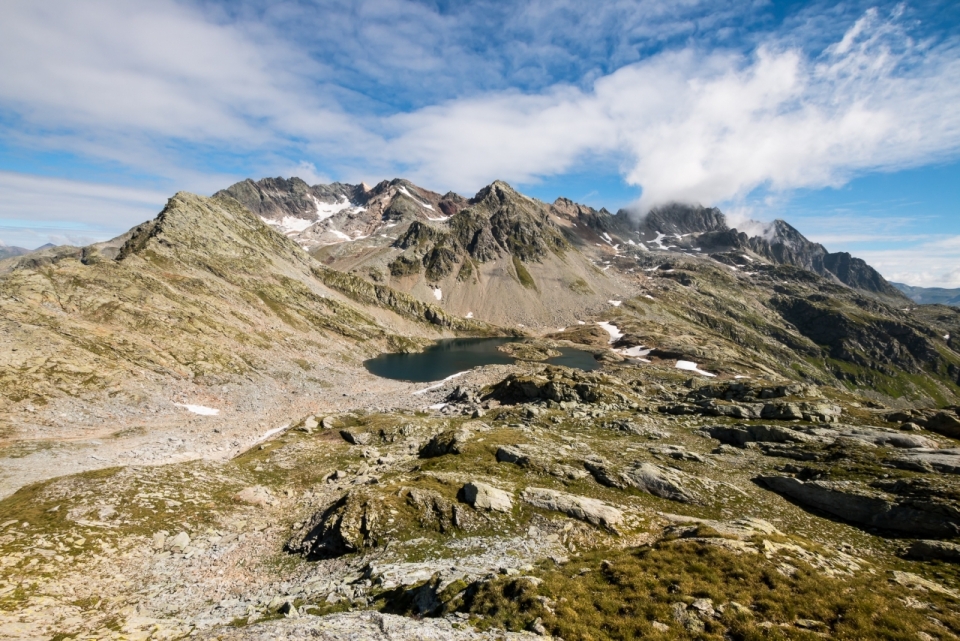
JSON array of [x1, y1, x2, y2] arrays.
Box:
[[461, 482, 513, 512], [287, 490, 382, 559], [622, 462, 699, 504], [520, 487, 623, 530], [758, 476, 960, 538], [420, 428, 472, 458], [340, 430, 373, 446], [905, 540, 960, 563], [706, 423, 937, 451], [893, 449, 960, 474]]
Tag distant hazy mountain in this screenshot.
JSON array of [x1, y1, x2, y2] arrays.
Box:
[[893, 282, 960, 307], [0, 243, 55, 260]]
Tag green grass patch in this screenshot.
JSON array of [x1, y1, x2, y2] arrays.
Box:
[[512, 257, 538, 291]]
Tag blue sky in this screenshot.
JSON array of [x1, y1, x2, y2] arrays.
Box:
[[1, 0, 959, 286]]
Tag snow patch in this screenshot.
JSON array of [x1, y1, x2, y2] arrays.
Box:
[[945, 334, 952, 340], [644, 294, 655, 300], [608, 300, 622, 307], [398, 186, 434, 210], [262, 215, 314, 234], [253, 422, 292, 446], [311, 195, 354, 221], [328, 229, 352, 241], [620, 346, 651, 357], [412, 371, 467, 395], [432, 287, 442, 301], [174, 403, 219, 416], [675, 360, 717, 377], [465, 312, 474, 319], [597, 321, 623, 343], [428, 402, 447, 410]]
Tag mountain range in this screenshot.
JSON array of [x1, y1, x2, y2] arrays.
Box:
[[894, 282, 960, 307], [2, 177, 960, 640]]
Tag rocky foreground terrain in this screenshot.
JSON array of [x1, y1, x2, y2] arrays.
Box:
[[3, 178, 960, 640]]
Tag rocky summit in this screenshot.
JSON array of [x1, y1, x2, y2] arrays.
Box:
[[2, 178, 960, 640]]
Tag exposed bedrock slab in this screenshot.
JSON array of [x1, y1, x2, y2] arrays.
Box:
[[461, 481, 513, 512], [622, 462, 700, 504], [893, 449, 960, 474], [758, 476, 960, 538], [520, 487, 623, 530], [706, 424, 937, 450]]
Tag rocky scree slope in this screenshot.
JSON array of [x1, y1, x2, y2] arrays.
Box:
[[304, 180, 633, 327], [5, 361, 960, 639], [0, 191, 502, 495]]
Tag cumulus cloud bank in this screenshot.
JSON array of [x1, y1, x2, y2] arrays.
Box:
[[389, 8, 960, 211]]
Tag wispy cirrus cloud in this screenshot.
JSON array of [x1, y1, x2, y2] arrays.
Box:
[[0, 171, 169, 248]]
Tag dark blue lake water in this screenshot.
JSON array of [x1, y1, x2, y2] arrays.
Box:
[[363, 337, 599, 383]]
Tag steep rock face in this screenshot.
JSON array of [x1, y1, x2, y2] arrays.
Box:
[[216, 177, 362, 225], [636, 203, 728, 235], [608, 203, 903, 299], [748, 220, 904, 300], [307, 179, 628, 327], [770, 294, 943, 375]]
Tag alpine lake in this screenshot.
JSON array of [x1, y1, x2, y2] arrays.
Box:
[[363, 337, 599, 382]]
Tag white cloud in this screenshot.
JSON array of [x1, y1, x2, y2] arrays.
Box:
[[857, 236, 960, 288], [387, 9, 960, 211], [0, 0, 377, 172], [279, 162, 331, 187], [0, 171, 169, 248]]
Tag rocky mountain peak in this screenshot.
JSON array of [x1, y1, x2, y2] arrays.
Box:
[[637, 202, 729, 235], [469, 180, 531, 208]]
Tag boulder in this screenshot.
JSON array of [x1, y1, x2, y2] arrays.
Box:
[[461, 482, 513, 512], [926, 412, 960, 439], [287, 490, 382, 559], [234, 485, 274, 506], [496, 445, 532, 467], [761, 402, 804, 420], [419, 428, 471, 458], [299, 416, 318, 433], [340, 430, 372, 446], [321, 416, 337, 429], [905, 540, 960, 563], [521, 487, 623, 530], [622, 462, 699, 504], [168, 531, 190, 552], [758, 476, 960, 538], [583, 458, 627, 489]]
